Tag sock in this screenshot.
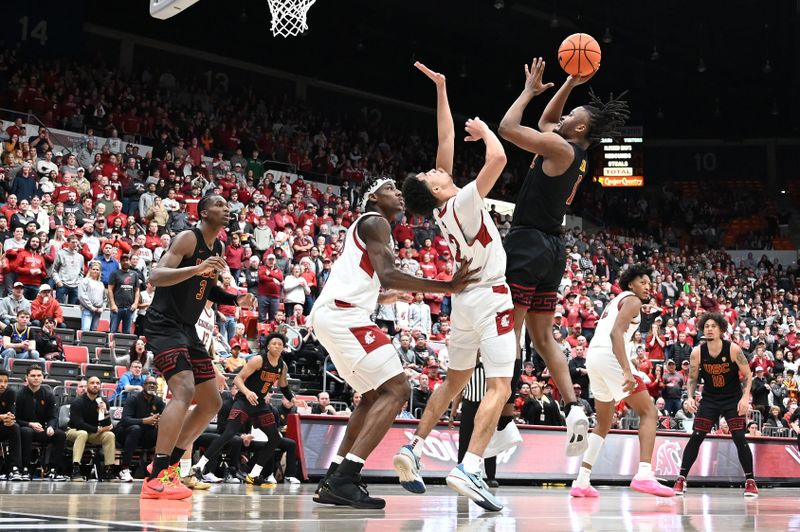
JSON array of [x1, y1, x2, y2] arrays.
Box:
[[462, 452, 482, 475], [169, 447, 186, 466], [332, 455, 344, 464], [325, 458, 341, 477], [249, 464, 263, 478], [583, 433, 605, 467], [180, 457, 192, 475], [679, 468, 689, 478], [150, 454, 170, 480], [409, 435, 425, 458], [637, 462, 652, 477], [195, 456, 209, 473], [564, 401, 582, 418], [339, 454, 365, 477], [576, 466, 592, 487], [745, 472, 754, 480], [497, 415, 513, 431]]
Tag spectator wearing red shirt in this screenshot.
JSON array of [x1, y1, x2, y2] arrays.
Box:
[[434, 250, 454, 274], [578, 299, 600, 343], [393, 216, 415, 245], [0, 195, 18, 222], [224, 233, 245, 281], [646, 318, 666, 361], [11, 236, 47, 300], [31, 285, 64, 326], [228, 323, 250, 354], [398, 239, 419, 261], [106, 201, 128, 229], [257, 254, 284, 322], [143, 222, 161, 251], [216, 274, 240, 341], [564, 293, 581, 328], [749, 344, 773, 375], [418, 252, 438, 279], [566, 325, 583, 348]]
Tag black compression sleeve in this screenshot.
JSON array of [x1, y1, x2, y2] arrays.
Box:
[[208, 284, 238, 306], [280, 386, 294, 401]]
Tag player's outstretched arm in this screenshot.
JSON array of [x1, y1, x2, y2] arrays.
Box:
[[538, 71, 595, 133], [415, 62, 454, 175], [610, 296, 642, 395], [498, 58, 572, 161], [149, 230, 226, 287], [464, 117, 507, 198], [359, 216, 480, 294]]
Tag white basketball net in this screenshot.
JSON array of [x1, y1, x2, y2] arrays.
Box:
[[267, 0, 316, 37]]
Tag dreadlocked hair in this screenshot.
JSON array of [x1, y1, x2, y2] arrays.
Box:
[[583, 88, 630, 147]]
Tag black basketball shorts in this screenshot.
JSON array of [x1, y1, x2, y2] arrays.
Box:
[[227, 397, 276, 429], [146, 309, 216, 384], [504, 227, 565, 313], [693, 395, 745, 433]]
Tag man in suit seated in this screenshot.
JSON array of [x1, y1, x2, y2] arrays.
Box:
[[66, 376, 117, 481], [115, 376, 164, 482]]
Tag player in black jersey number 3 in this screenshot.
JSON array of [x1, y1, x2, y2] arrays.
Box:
[[497, 57, 630, 456], [674, 312, 759, 497], [142, 194, 256, 500]]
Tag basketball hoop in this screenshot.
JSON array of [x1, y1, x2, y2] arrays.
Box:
[[267, 0, 316, 37]]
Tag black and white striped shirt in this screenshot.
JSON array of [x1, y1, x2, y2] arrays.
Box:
[[462, 363, 486, 402]]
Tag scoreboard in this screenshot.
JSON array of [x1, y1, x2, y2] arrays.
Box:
[[593, 126, 644, 187]]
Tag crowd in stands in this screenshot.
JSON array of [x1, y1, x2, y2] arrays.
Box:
[[0, 51, 797, 482]]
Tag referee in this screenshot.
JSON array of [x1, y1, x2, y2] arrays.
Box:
[[450, 360, 498, 487]]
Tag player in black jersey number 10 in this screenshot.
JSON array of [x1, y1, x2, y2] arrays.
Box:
[[674, 312, 759, 498]]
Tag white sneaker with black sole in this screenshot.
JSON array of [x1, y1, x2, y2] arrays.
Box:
[[202, 472, 223, 483], [117, 468, 133, 483], [565, 406, 589, 456]]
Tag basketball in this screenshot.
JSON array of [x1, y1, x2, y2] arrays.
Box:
[[558, 33, 601, 77]]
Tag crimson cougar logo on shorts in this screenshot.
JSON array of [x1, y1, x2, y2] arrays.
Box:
[[495, 309, 514, 336], [349, 325, 390, 354]]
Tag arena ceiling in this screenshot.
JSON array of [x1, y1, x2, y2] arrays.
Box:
[[86, 1, 798, 139]]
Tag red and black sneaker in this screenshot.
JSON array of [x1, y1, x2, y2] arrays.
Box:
[[673, 475, 687, 496], [744, 479, 759, 498]]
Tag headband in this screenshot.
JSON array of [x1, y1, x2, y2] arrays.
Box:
[[360, 178, 395, 210]]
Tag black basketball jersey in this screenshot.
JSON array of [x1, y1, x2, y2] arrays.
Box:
[[698, 340, 741, 399], [243, 355, 285, 404], [149, 227, 224, 325], [511, 143, 588, 235]]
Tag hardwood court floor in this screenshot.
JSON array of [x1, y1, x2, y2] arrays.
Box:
[[0, 481, 797, 531]]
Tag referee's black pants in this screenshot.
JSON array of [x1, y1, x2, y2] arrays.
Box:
[[458, 399, 496, 480]]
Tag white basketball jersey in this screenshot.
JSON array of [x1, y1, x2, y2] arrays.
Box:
[[195, 305, 215, 352], [314, 212, 388, 314], [588, 290, 641, 362], [433, 182, 506, 288]]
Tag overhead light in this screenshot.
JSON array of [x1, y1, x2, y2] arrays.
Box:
[[494, 0, 505, 9], [650, 45, 659, 61], [602, 26, 613, 44], [356, 40, 365, 53], [771, 100, 779, 116], [239, 9, 248, 23], [550, 14, 559, 28], [781, 190, 787, 194], [696, 57, 707, 73], [763, 59, 772, 74], [656, 107, 664, 119]]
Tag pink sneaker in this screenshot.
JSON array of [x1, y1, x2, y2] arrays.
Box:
[[630, 476, 674, 498], [570, 481, 599, 498]]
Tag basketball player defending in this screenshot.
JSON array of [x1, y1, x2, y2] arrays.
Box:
[[570, 264, 672, 498], [311, 176, 478, 509], [190, 333, 293, 487], [674, 312, 758, 497], [141, 194, 256, 500], [397, 62, 515, 512], [498, 58, 629, 456]]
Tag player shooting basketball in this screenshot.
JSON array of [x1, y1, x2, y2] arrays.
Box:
[[497, 58, 629, 457]]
